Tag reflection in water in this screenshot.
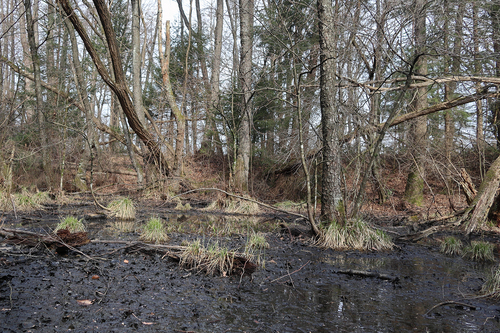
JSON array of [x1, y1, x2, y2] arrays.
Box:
[[216, 253, 492, 332]]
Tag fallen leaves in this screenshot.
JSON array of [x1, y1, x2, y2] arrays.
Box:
[[76, 299, 93, 306]]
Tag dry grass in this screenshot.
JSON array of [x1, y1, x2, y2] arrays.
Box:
[[180, 240, 236, 276], [0, 188, 51, 211], [316, 219, 393, 251], [482, 265, 500, 297], [107, 197, 136, 220]]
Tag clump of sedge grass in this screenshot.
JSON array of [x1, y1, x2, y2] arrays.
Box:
[[113, 221, 136, 233], [482, 265, 500, 298], [463, 241, 495, 262], [140, 217, 168, 243], [245, 231, 269, 268], [107, 197, 136, 220], [55, 216, 86, 233], [246, 231, 269, 250], [180, 240, 237, 276], [440, 236, 463, 256], [316, 219, 393, 251], [225, 198, 260, 214]]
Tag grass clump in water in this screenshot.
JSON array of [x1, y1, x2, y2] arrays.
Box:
[[107, 197, 136, 220], [440, 236, 463, 256], [180, 240, 237, 276], [463, 241, 495, 262], [55, 216, 86, 233], [482, 265, 500, 298], [316, 219, 393, 251], [140, 217, 168, 243]]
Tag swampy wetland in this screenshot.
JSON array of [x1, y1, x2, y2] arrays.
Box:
[[1, 199, 500, 332]]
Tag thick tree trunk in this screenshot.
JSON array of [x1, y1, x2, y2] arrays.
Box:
[[234, 0, 254, 192], [404, 0, 427, 206], [318, 0, 343, 223], [463, 155, 500, 234]]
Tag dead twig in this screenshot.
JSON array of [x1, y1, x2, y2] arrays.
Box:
[[269, 260, 310, 283], [424, 300, 476, 316]]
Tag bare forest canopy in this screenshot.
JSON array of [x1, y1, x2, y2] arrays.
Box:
[[1, 0, 500, 228]]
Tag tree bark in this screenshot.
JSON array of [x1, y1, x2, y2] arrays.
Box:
[[318, 0, 343, 223], [131, 0, 144, 183], [404, 0, 427, 206], [463, 155, 500, 234], [201, 0, 224, 156], [234, 0, 254, 192], [24, 0, 49, 181]]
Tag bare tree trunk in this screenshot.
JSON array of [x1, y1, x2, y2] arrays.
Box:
[[201, 0, 224, 156], [318, 0, 343, 223], [24, 0, 49, 183], [164, 20, 185, 175], [19, 0, 33, 123], [234, 0, 254, 192], [131, 0, 144, 184], [404, 0, 427, 206]]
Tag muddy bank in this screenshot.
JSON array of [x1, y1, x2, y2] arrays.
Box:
[[1, 206, 500, 332]]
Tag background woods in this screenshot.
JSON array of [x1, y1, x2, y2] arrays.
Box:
[[1, 0, 500, 224]]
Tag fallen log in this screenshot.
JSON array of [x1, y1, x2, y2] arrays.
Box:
[[0, 227, 93, 258]]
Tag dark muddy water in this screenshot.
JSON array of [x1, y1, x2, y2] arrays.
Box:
[[1, 204, 500, 332]]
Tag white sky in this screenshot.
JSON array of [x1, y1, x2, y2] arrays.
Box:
[[162, 0, 181, 24]]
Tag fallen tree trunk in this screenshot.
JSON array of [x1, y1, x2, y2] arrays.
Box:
[[461, 155, 500, 234]]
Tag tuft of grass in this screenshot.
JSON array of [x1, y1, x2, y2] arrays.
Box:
[[180, 240, 237, 276], [245, 231, 269, 268], [316, 219, 393, 251], [107, 197, 136, 220], [246, 231, 269, 250], [140, 217, 168, 243], [0, 188, 52, 211], [273, 200, 306, 211], [113, 221, 136, 233], [482, 265, 500, 297], [225, 198, 260, 214], [55, 216, 86, 233], [463, 241, 495, 262], [440, 236, 463, 256]]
